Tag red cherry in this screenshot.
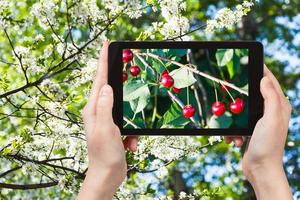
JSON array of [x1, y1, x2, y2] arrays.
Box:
[[230, 98, 245, 114], [162, 70, 169, 77], [123, 49, 133, 63], [129, 65, 141, 76], [172, 87, 181, 94], [123, 71, 128, 82], [183, 104, 195, 118], [212, 101, 226, 116], [161, 74, 174, 88]]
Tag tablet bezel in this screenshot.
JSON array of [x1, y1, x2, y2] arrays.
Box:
[[108, 41, 263, 136]]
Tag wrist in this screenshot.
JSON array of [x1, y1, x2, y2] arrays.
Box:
[[245, 163, 292, 200], [87, 167, 119, 195], [246, 163, 284, 185], [78, 168, 119, 200]]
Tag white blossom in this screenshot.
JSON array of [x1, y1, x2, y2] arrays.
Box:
[[205, 1, 254, 33], [156, 166, 168, 178], [208, 136, 223, 145], [14, 46, 29, 57]]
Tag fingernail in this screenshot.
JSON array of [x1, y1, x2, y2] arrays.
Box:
[[100, 85, 112, 96], [263, 77, 273, 88]]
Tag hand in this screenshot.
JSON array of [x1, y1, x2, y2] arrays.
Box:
[[225, 65, 293, 199], [78, 42, 138, 200]]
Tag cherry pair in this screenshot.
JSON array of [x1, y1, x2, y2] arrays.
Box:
[[212, 98, 245, 116], [123, 49, 141, 82]]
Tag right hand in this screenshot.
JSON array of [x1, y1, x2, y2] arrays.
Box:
[[225, 66, 293, 199]]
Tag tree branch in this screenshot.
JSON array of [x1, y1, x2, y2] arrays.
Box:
[[4, 29, 29, 84], [0, 166, 21, 178], [6, 154, 85, 179], [0, 182, 58, 190]]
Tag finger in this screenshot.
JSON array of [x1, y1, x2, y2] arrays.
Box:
[[95, 84, 114, 128], [233, 137, 244, 147], [86, 41, 110, 115], [260, 76, 281, 120], [264, 66, 292, 118], [123, 136, 139, 152], [123, 136, 138, 152], [263, 65, 287, 102], [224, 136, 233, 144]]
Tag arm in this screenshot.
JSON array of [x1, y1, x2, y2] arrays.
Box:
[[77, 42, 138, 200], [225, 66, 293, 200]]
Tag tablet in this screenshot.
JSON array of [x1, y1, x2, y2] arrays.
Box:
[[108, 41, 263, 136]]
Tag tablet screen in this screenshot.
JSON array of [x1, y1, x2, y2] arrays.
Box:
[[122, 48, 249, 129]]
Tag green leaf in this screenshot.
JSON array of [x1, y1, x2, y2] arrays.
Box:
[[123, 80, 150, 101], [216, 49, 234, 66], [146, 184, 156, 194], [169, 68, 197, 88], [208, 112, 233, 128], [226, 52, 240, 78], [226, 60, 234, 79], [235, 48, 248, 57], [129, 94, 150, 114], [159, 103, 190, 128], [151, 59, 165, 74], [240, 84, 249, 93]]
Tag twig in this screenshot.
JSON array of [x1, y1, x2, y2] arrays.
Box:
[[0, 166, 21, 178], [123, 116, 140, 129], [193, 87, 204, 127], [141, 110, 147, 128], [4, 29, 29, 84], [188, 50, 207, 125], [166, 24, 207, 41]]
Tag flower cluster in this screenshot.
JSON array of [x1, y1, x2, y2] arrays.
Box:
[[205, 1, 254, 33], [143, 0, 190, 40]]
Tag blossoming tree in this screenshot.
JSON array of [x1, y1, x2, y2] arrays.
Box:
[[0, 0, 258, 199]]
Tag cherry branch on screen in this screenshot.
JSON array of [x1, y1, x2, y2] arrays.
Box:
[[137, 52, 248, 96], [167, 91, 200, 128], [123, 116, 141, 129]]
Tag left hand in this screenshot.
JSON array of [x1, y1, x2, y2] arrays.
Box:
[[78, 41, 138, 200]]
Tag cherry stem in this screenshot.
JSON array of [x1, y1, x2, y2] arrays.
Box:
[[187, 86, 190, 105], [123, 63, 126, 71], [213, 82, 219, 105], [222, 83, 235, 102]]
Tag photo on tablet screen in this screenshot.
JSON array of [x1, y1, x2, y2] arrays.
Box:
[[122, 48, 249, 129]]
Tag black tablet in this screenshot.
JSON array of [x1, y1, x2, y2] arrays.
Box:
[[108, 41, 263, 136]]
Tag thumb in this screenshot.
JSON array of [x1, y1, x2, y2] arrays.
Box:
[[96, 84, 114, 124], [260, 76, 280, 120]]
